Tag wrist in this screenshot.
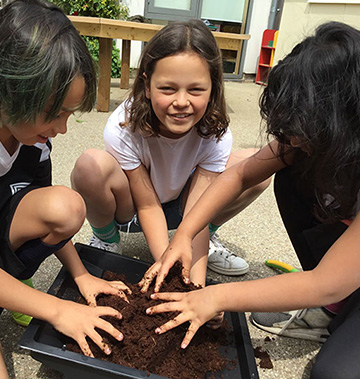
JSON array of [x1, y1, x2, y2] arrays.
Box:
[[209, 284, 229, 313], [73, 271, 91, 288], [39, 295, 65, 324], [175, 224, 194, 242]]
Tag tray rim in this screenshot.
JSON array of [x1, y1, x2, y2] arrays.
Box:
[[19, 243, 259, 379]]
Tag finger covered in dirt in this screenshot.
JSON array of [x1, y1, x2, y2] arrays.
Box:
[[138, 263, 159, 292]]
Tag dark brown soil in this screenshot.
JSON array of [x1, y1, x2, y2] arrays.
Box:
[[66, 262, 235, 378], [253, 346, 273, 369]]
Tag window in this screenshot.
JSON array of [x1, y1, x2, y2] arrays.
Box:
[[144, 0, 251, 78], [307, 1, 360, 3], [146, 0, 201, 21], [145, 0, 246, 22]]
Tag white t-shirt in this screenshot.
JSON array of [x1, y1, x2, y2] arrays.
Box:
[[104, 101, 232, 203], [0, 142, 21, 176]]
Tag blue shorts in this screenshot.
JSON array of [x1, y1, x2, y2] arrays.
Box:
[[0, 186, 71, 279]]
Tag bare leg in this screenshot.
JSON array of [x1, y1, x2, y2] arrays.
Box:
[[211, 149, 271, 226], [10, 186, 85, 250], [71, 149, 135, 227], [0, 344, 9, 379]]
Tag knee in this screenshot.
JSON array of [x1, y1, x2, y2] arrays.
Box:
[[311, 359, 342, 379], [71, 149, 112, 194], [45, 186, 86, 238], [311, 348, 359, 379]]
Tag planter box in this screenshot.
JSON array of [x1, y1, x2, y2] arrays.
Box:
[[19, 243, 259, 379]]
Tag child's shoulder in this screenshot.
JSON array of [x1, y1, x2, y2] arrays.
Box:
[[104, 101, 143, 149], [200, 126, 232, 147]]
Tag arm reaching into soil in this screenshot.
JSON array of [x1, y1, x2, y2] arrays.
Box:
[[0, 268, 123, 357], [55, 241, 131, 305], [147, 211, 360, 348], [140, 142, 285, 292], [139, 166, 221, 292], [126, 164, 172, 261]]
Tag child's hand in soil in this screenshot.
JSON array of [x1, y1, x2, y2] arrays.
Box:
[[52, 299, 123, 357], [74, 272, 131, 306], [139, 233, 192, 293], [146, 286, 220, 348]]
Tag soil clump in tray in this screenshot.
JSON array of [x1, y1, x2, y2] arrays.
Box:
[[66, 262, 235, 378]]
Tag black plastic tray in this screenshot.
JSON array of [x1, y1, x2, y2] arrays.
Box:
[[19, 243, 259, 379]]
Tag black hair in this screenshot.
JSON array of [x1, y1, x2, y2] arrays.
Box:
[[0, 0, 97, 125], [260, 21, 360, 222]]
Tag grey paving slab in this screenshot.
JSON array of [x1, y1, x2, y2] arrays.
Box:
[[0, 80, 320, 378]]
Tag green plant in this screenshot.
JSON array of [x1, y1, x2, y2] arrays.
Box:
[[84, 36, 122, 78], [51, 0, 129, 78], [52, 0, 129, 20]]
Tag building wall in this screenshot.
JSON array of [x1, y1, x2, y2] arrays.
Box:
[[119, 0, 273, 75], [243, 0, 272, 74], [120, 0, 146, 68], [274, 0, 360, 64]]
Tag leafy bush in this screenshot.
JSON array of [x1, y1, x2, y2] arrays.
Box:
[[51, 0, 129, 78], [52, 0, 129, 20], [84, 36, 122, 78]]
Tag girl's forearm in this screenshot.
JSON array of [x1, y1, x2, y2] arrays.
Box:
[[55, 241, 88, 280], [178, 166, 245, 239], [0, 269, 62, 322], [138, 207, 170, 261], [178, 143, 285, 241], [211, 270, 344, 314]]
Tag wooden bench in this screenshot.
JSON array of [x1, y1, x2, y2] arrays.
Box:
[[68, 16, 250, 112]]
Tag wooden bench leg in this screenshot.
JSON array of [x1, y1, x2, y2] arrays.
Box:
[[97, 37, 112, 112], [120, 39, 130, 89]]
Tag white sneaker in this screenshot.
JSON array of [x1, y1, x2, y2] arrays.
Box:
[[89, 235, 122, 254], [208, 233, 249, 275]]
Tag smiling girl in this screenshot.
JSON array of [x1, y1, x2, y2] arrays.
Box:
[[71, 19, 269, 286], [143, 21, 360, 379]]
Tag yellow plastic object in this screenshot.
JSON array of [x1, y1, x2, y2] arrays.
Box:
[[265, 259, 299, 273]]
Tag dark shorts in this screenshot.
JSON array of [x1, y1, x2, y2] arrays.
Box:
[[116, 190, 184, 233], [0, 186, 70, 280]]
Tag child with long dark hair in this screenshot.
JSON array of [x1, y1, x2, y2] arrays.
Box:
[[71, 19, 269, 287], [0, 1, 129, 376], [142, 21, 360, 378]]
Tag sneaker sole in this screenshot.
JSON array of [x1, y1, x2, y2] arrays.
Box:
[[207, 262, 249, 276], [250, 316, 329, 343]]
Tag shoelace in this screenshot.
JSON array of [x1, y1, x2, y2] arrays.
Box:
[[89, 236, 114, 250], [279, 309, 308, 335], [210, 235, 235, 259]]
